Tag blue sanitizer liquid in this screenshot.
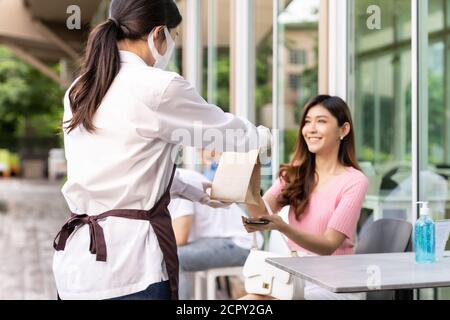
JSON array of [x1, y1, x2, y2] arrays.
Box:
[[414, 215, 436, 264]]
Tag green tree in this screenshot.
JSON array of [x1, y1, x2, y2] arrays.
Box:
[[0, 46, 63, 143]]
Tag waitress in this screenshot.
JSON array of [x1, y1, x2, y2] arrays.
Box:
[[53, 0, 270, 300]]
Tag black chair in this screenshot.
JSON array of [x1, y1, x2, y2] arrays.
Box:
[[355, 218, 413, 300]]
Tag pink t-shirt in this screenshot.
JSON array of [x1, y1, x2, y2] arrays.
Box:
[[268, 167, 369, 256]]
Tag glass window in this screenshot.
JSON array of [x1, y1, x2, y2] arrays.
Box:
[[201, 0, 231, 112], [254, 0, 274, 190], [348, 0, 412, 235], [350, 0, 450, 300], [290, 49, 307, 65], [275, 0, 319, 167], [288, 73, 301, 89], [420, 0, 450, 300], [169, 0, 183, 74]]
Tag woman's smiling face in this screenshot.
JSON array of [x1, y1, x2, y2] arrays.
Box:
[[302, 104, 346, 155]]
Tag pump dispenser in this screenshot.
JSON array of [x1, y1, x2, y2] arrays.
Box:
[[414, 201, 436, 264]]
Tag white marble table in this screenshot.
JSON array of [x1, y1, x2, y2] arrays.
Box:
[[266, 252, 450, 293]]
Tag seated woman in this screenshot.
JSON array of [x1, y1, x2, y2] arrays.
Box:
[[243, 95, 369, 300]]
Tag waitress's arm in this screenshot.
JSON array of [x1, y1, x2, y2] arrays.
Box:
[[155, 76, 271, 152], [171, 170, 230, 208], [170, 170, 205, 202]]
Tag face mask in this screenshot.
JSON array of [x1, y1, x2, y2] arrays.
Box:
[[148, 26, 175, 70]]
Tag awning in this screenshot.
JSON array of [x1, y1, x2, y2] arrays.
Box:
[[0, 0, 102, 63], [0, 0, 285, 85]]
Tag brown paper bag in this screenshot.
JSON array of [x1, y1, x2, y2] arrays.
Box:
[[210, 149, 261, 205]]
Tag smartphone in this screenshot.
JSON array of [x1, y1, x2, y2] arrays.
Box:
[[242, 216, 270, 225]]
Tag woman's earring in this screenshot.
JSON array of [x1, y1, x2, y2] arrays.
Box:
[[340, 136, 344, 141]]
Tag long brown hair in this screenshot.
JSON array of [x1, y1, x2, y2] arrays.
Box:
[[64, 0, 182, 134], [278, 95, 361, 220]]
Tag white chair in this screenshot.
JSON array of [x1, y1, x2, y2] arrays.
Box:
[[194, 266, 244, 300]]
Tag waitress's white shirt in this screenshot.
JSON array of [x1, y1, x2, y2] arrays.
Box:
[[53, 51, 269, 300]]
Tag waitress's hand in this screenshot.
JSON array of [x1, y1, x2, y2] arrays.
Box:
[[202, 182, 213, 195], [200, 197, 232, 208], [199, 182, 232, 208]]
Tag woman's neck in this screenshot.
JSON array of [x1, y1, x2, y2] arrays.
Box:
[[117, 40, 154, 66], [315, 154, 344, 176]]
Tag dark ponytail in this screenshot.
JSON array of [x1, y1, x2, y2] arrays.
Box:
[[64, 0, 182, 134]]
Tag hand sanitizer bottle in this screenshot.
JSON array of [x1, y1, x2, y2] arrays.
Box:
[[414, 201, 436, 264]]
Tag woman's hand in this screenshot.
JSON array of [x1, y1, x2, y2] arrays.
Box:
[[245, 194, 265, 216], [243, 214, 287, 233]]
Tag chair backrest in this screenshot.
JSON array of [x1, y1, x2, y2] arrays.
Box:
[[355, 218, 412, 254], [355, 218, 412, 300]]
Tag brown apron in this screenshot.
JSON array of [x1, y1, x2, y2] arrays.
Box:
[[53, 166, 179, 300]]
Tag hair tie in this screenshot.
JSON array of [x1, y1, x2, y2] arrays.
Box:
[[108, 17, 120, 28]]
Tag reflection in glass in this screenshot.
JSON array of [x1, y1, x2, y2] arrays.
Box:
[[349, 0, 412, 233], [276, 0, 319, 165]]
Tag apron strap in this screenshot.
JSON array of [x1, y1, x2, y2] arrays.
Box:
[[53, 214, 108, 262], [147, 165, 179, 300]]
